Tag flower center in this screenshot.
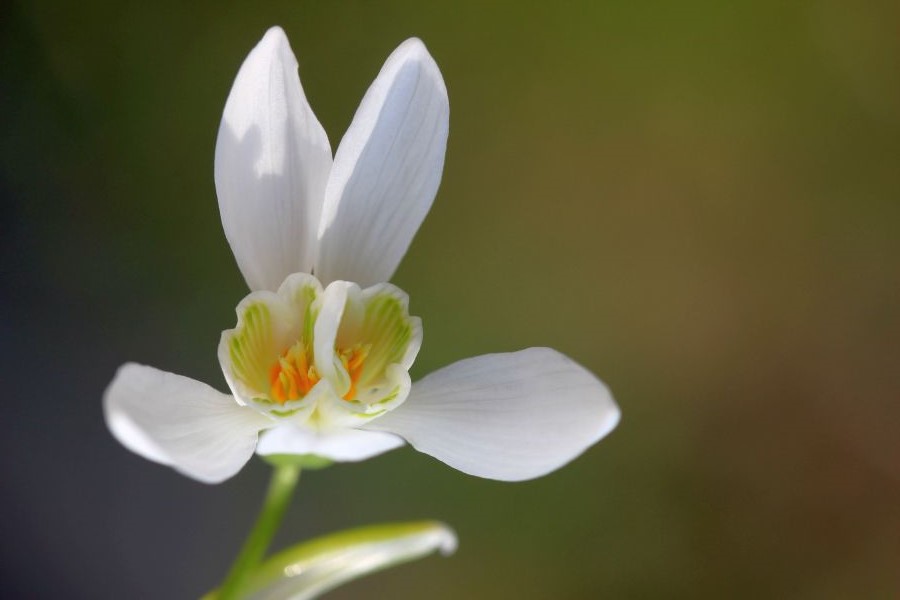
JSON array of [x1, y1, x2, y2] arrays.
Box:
[[269, 342, 319, 404], [268, 342, 372, 404]]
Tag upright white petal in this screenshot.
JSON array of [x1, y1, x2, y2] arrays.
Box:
[[256, 425, 404, 462], [104, 363, 273, 483], [315, 38, 449, 287], [364, 348, 620, 481], [215, 26, 333, 292]]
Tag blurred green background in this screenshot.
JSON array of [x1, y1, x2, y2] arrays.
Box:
[[2, 1, 899, 598]]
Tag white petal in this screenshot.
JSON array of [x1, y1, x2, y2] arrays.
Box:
[[215, 26, 333, 292], [103, 363, 273, 483], [256, 425, 404, 462], [313, 280, 351, 388], [364, 348, 620, 481], [218, 289, 297, 405], [218, 272, 324, 409], [315, 38, 449, 286]]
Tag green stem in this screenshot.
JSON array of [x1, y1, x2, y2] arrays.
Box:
[[217, 465, 301, 600]]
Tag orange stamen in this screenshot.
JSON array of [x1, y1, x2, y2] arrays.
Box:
[[269, 344, 320, 405], [340, 345, 369, 401]]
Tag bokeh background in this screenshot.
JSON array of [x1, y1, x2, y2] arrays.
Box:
[[2, 1, 899, 598]]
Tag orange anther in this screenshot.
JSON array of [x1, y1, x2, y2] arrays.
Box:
[[340, 345, 369, 401], [269, 343, 320, 405]]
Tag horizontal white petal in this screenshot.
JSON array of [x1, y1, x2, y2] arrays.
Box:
[[215, 26, 332, 292], [104, 363, 273, 483], [256, 425, 404, 462], [364, 348, 620, 481], [315, 38, 449, 287]]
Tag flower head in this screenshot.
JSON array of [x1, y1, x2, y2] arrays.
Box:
[[104, 27, 620, 484]]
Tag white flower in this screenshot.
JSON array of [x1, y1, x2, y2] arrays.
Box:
[[104, 27, 620, 484]]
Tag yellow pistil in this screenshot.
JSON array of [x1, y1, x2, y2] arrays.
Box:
[[339, 344, 370, 402], [269, 343, 319, 405]]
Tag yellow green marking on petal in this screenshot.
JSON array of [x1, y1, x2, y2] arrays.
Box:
[[355, 292, 414, 390], [229, 302, 273, 393]]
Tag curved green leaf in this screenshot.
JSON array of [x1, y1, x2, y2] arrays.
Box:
[[203, 520, 456, 600]]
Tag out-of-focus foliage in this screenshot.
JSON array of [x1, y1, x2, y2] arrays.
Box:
[[2, 1, 898, 598]]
